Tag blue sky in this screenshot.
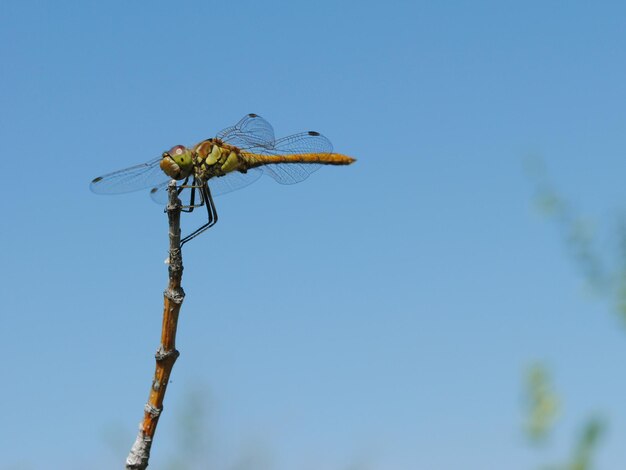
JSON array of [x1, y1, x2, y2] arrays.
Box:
[[2, 1, 626, 468]]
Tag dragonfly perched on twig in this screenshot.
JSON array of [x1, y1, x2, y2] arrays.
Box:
[[90, 114, 356, 245]]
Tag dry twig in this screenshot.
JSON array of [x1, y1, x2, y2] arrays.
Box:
[[126, 181, 185, 469]]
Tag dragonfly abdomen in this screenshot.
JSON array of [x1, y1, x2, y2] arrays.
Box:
[[242, 152, 355, 169]]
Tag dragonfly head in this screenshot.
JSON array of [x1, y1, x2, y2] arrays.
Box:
[[161, 145, 194, 180]]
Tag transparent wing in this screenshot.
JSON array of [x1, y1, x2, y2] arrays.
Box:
[[149, 182, 199, 205], [244, 131, 333, 184], [149, 181, 170, 205], [208, 168, 264, 195], [216, 113, 276, 150], [149, 168, 264, 204], [272, 130, 333, 153], [90, 157, 169, 195]]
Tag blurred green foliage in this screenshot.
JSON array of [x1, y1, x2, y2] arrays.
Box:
[[566, 418, 605, 470], [541, 417, 605, 470], [526, 157, 626, 324], [525, 158, 611, 469], [523, 364, 605, 470], [524, 364, 560, 443]]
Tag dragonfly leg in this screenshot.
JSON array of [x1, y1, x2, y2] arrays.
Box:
[[176, 176, 189, 196], [177, 177, 195, 213], [180, 177, 206, 213], [180, 182, 198, 213], [180, 182, 218, 246]]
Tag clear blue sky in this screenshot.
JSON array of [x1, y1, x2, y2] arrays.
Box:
[[2, 1, 626, 469]]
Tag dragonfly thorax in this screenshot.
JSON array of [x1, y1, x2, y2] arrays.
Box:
[[192, 140, 245, 181], [160, 145, 194, 180]]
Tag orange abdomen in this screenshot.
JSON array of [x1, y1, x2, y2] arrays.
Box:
[[242, 152, 356, 169]]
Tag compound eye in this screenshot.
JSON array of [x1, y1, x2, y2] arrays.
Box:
[[169, 145, 186, 156]]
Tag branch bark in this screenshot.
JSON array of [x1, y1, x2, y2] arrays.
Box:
[[126, 180, 185, 469]]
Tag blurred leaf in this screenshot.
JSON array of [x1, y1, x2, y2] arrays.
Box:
[[525, 156, 626, 323], [523, 363, 560, 443], [566, 417, 605, 470], [522, 364, 606, 470]]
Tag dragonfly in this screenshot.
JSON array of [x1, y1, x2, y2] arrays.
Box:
[[90, 113, 356, 245]]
